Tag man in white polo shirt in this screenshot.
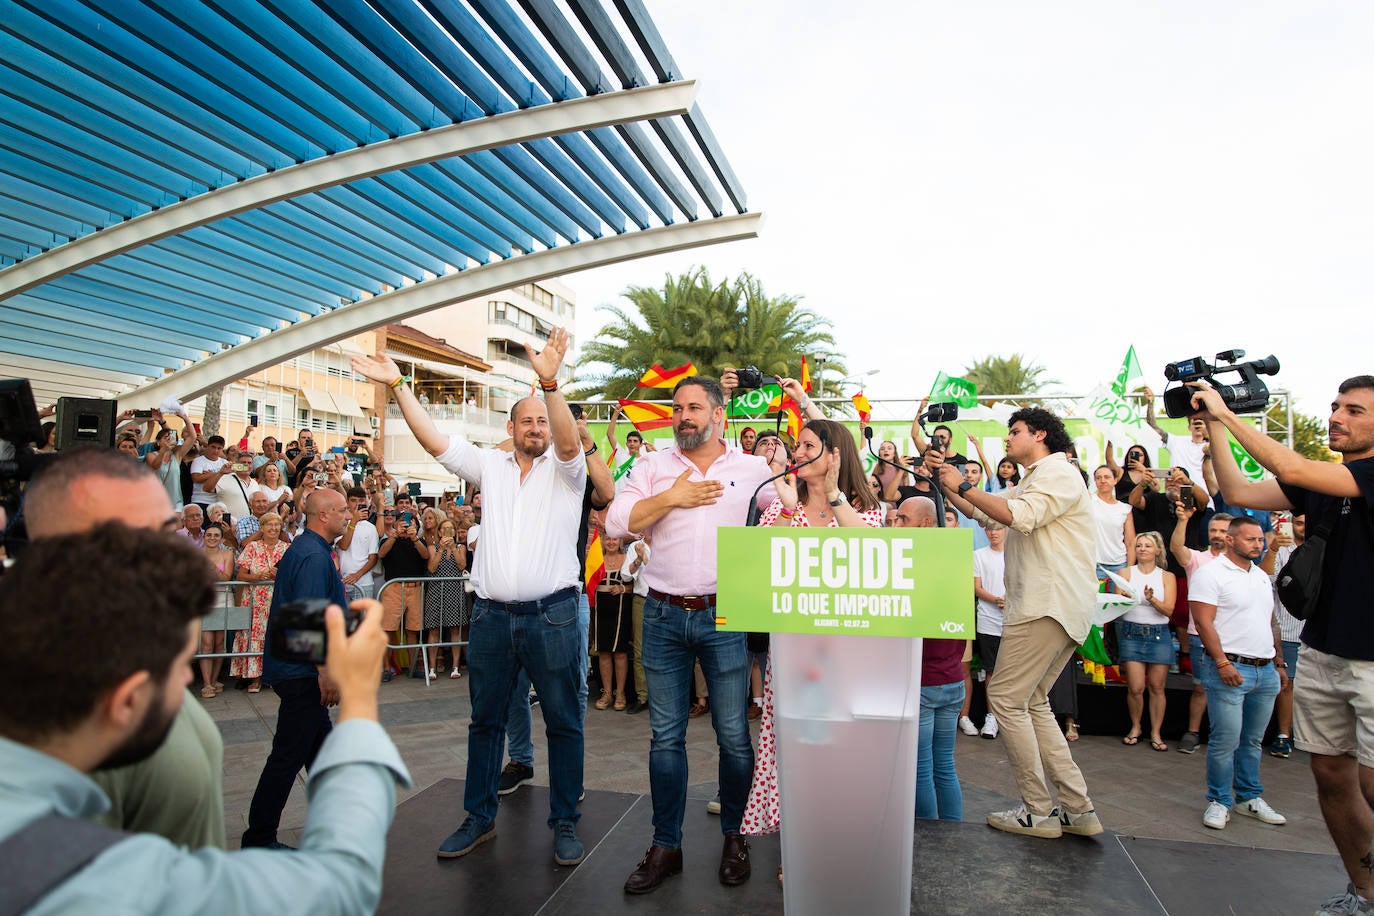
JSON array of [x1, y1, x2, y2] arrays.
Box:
[[1189, 515, 1289, 831]]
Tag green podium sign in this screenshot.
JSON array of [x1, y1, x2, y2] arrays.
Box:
[[715, 527, 975, 638]]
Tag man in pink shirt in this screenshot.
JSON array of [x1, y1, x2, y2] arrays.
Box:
[[606, 375, 774, 895]]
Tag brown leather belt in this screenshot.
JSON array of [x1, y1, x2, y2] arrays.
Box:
[[647, 588, 717, 612], [1225, 653, 1272, 667]]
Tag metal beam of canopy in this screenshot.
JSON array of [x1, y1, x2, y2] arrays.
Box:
[[0, 82, 697, 301], [125, 212, 764, 405]]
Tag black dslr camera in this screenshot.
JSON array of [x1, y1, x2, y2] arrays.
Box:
[[1162, 350, 1280, 418], [268, 598, 361, 665], [734, 366, 780, 390]]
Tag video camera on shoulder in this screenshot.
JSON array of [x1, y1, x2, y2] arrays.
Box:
[[1162, 349, 1279, 418], [735, 366, 780, 390], [269, 598, 361, 665]]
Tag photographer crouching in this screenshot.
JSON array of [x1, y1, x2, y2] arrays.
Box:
[[0, 523, 410, 914], [1190, 374, 1374, 916]]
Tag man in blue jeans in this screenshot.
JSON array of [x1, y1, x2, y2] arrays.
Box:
[[607, 375, 774, 894], [1188, 516, 1289, 831], [353, 331, 588, 867]]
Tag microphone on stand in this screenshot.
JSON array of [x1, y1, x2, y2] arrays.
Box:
[[863, 426, 950, 527], [746, 454, 821, 527]]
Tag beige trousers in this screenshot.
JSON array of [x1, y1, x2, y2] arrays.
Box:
[[986, 616, 1094, 816]]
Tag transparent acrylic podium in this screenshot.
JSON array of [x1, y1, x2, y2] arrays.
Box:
[[771, 631, 923, 916]]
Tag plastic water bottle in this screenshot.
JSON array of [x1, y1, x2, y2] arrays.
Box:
[[798, 666, 831, 745], [1170, 635, 1181, 674]]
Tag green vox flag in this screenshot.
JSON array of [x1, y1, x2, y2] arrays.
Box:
[[1077, 625, 1112, 665], [929, 371, 978, 408], [1229, 437, 1266, 483], [727, 383, 783, 419], [715, 527, 974, 638], [1111, 345, 1145, 397]]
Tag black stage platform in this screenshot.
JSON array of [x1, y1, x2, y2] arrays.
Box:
[[380, 779, 1343, 915]]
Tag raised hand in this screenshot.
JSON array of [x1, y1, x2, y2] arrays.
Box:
[[351, 352, 403, 385], [772, 470, 799, 513], [524, 326, 570, 381], [779, 377, 805, 402], [665, 469, 723, 509]]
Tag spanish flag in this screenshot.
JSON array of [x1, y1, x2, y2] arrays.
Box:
[[585, 530, 606, 606], [779, 397, 803, 441], [799, 356, 812, 393], [615, 399, 674, 432], [851, 391, 872, 424], [637, 362, 697, 389]]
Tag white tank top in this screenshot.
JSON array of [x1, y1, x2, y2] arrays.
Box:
[[1123, 565, 1168, 624]]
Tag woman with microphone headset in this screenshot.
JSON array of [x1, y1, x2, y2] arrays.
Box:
[[741, 406, 883, 870]]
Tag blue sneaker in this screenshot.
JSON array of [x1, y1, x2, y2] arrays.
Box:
[[1270, 734, 1293, 758], [553, 820, 584, 866], [437, 816, 495, 859]]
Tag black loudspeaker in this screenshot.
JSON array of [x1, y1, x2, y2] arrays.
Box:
[[54, 397, 117, 451]]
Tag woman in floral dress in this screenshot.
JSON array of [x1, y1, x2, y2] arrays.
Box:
[[231, 512, 287, 692]]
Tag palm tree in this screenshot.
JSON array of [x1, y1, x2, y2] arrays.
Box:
[[962, 354, 1057, 406], [574, 267, 843, 399]]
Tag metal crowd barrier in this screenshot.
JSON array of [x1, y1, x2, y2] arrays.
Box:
[[192, 576, 474, 689]]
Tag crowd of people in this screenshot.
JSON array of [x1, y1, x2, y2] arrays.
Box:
[[2, 354, 1371, 916]]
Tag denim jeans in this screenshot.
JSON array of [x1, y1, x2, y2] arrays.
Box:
[[641, 596, 753, 848], [466, 592, 583, 828], [1191, 636, 1280, 807], [917, 680, 966, 821], [504, 592, 590, 768]]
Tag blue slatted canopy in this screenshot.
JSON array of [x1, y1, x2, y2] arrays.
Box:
[[0, 0, 755, 406]]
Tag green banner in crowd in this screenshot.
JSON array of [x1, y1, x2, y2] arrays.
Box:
[[726, 384, 783, 419], [715, 527, 974, 638], [929, 371, 979, 408]]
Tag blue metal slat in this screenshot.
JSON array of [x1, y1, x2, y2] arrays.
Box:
[[52, 273, 263, 339], [0, 336, 165, 379], [178, 225, 363, 302], [202, 221, 381, 298], [294, 192, 448, 277], [324, 183, 499, 266], [370, 0, 513, 116], [0, 320, 174, 376], [80, 260, 297, 330], [461, 149, 588, 243], [88, 0, 358, 156], [373, 169, 528, 256], [418, 160, 560, 249], [0, 192, 92, 248], [123, 247, 320, 320], [16, 287, 230, 351], [0, 217, 58, 253], [566, 0, 724, 217], [1, 131, 170, 212], [0, 64, 235, 193], [268, 199, 433, 281], [186, 0, 419, 141], [233, 209, 406, 291], [265, 0, 451, 129], [0, 304, 203, 363], [6, 3, 295, 169], [315, 0, 483, 123], [518, 0, 697, 220], [614, 0, 748, 212], [0, 150, 138, 220], [156, 233, 352, 305]]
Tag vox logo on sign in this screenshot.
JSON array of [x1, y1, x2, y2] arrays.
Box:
[[939, 620, 966, 634]]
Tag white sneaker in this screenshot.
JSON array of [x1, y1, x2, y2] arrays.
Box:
[[958, 716, 979, 736], [1202, 801, 1230, 830], [987, 804, 1062, 838], [1235, 796, 1287, 825], [981, 714, 999, 739], [1056, 806, 1104, 837], [1315, 882, 1374, 915]]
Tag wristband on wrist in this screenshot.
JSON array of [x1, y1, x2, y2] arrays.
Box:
[[538, 377, 558, 392], [1214, 659, 1233, 669], [388, 374, 411, 391], [584, 443, 598, 457], [778, 507, 795, 519]]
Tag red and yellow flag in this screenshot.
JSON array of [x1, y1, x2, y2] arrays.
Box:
[[851, 391, 872, 424], [637, 362, 697, 389], [585, 529, 606, 605], [615, 399, 674, 431], [799, 356, 812, 393], [780, 397, 803, 441]]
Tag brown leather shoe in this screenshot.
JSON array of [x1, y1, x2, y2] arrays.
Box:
[[623, 845, 683, 895], [719, 834, 751, 886]]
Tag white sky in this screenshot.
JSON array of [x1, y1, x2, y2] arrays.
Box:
[[565, 0, 1372, 418]]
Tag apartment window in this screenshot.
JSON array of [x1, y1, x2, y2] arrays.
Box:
[[264, 404, 277, 424]]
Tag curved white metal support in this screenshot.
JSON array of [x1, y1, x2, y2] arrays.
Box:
[[0, 81, 699, 301], [123, 212, 764, 405]]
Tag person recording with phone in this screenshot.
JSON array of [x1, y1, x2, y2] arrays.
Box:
[[376, 508, 429, 679]]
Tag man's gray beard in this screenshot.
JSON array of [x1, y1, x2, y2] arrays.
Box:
[[675, 423, 711, 451]]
